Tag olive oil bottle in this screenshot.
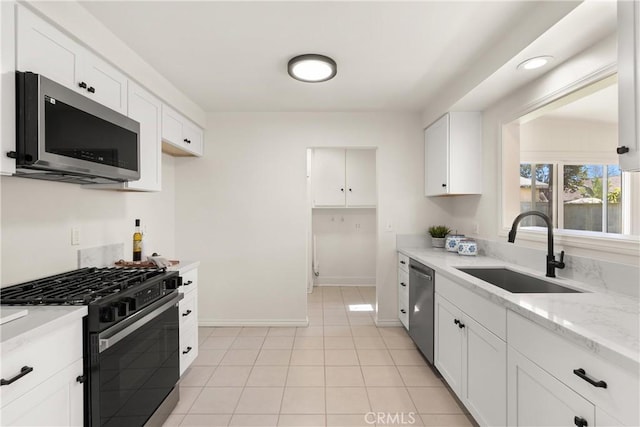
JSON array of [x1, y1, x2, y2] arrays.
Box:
[[133, 219, 143, 261]]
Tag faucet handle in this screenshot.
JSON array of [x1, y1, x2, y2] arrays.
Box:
[[557, 250, 565, 269]]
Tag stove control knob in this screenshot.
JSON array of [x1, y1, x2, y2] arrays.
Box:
[[115, 301, 128, 317], [100, 306, 116, 323], [123, 297, 136, 312]]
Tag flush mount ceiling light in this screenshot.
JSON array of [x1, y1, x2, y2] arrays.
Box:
[[517, 56, 554, 71], [288, 54, 337, 83]]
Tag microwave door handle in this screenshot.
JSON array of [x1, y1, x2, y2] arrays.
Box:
[[98, 293, 182, 353]]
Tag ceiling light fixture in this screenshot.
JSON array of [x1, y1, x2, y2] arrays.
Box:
[[288, 54, 337, 83], [517, 56, 554, 71]]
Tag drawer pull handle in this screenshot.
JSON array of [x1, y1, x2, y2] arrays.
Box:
[[182, 346, 193, 355], [574, 416, 588, 427], [87, 86, 96, 93], [1, 366, 33, 386], [76, 375, 86, 384], [573, 368, 607, 388], [453, 319, 465, 329], [78, 81, 87, 89], [400, 260, 406, 265], [616, 146, 629, 155], [183, 280, 193, 286], [400, 309, 406, 314], [182, 309, 192, 317], [400, 282, 406, 287]]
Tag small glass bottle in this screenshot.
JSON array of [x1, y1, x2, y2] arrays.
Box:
[[133, 219, 143, 261]]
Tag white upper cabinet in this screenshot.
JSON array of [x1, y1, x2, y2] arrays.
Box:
[[123, 82, 162, 191], [345, 149, 377, 207], [162, 105, 204, 157], [424, 112, 482, 196], [618, 0, 640, 171], [312, 148, 376, 208], [16, 5, 127, 115]]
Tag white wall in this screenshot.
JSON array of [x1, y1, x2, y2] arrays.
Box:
[[312, 208, 376, 285], [1, 154, 176, 285], [174, 112, 452, 326], [447, 35, 639, 265]]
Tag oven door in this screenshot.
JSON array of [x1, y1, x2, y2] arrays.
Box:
[[89, 292, 180, 427]]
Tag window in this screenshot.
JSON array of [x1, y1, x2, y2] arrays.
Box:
[[519, 162, 628, 234]]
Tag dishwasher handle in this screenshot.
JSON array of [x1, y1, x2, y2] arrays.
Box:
[[410, 265, 433, 281]]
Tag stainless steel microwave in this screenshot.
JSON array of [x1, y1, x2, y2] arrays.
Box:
[[14, 71, 140, 184]]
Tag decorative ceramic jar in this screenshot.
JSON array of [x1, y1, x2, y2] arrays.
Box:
[[445, 234, 465, 252], [457, 238, 478, 256]]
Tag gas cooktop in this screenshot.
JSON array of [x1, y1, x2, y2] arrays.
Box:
[[0, 267, 168, 305]]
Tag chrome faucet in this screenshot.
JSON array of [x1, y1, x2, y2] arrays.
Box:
[[508, 211, 565, 278]]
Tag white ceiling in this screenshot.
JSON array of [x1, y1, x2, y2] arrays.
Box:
[[79, 1, 546, 113]]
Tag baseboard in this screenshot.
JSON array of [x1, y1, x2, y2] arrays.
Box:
[[314, 276, 375, 286], [199, 318, 309, 327], [375, 318, 403, 327]]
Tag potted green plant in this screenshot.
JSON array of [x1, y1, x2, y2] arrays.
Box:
[[428, 225, 451, 248]]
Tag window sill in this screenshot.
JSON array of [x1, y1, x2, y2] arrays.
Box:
[[497, 227, 640, 257]]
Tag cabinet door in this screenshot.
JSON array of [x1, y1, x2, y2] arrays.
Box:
[[312, 148, 346, 207], [162, 105, 184, 147], [81, 53, 128, 114], [345, 149, 376, 207], [618, 0, 640, 171], [126, 82, 161, 191], [507, 347, 595, 427], [1, 1, 16, 176], [434, 294, 462, 396], [16, 5, 82, 91], [1, 359, 83, 427], [182, 121, 204, 156], [425, 114, 449, 196], [398, 268, 409, 329], [179, 287, 199, 375], [463, 315, 506, 427]]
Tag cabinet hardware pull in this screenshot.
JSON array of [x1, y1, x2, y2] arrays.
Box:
[[616, 146, 630, 154], [1, 366, 33, 386], [341, 188, 344, 192], [76, 375, 86, 384], [78, 82, 87, 89], [87, 86, 96, 93], [574, 416, 588, 427], [400, 309, 406, 314], [400, 261, 406, 265], [573, 368, 607, 388], [182, 309, 192, 317], [182, 346, 193, 354], [349, 188, 352, 192], [454, 319, 460, 325], [441, 183, 447, 187], [183, 280, 193, 286], [458, 322, 465, 329], [184, 138, 191, 144], [6, 151, 17, 159], [400, 282, 406, 287]]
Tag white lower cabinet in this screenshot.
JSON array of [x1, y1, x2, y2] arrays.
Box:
[[178, 267, 199, 375], [0, 315, 84, 426], [1, 359, 84, 426], [434, 292, 506, 426], [508, 346, 594, 427]]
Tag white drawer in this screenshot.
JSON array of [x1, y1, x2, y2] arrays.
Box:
[[179, 290, 197, 326], [398, 269, 409, 292], [398, 253, 409, 272], [179, 269, 198, 294], [398, 298, 409, 329], [179, 321, 198, 376], [508, 311, 640, 426], [436, 275, 506, 339], [1, 319, 82, 407]]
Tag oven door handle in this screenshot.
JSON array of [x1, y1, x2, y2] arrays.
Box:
[[98, 293, 182, 353]]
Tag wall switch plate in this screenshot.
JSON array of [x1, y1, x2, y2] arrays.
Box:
[[71, 227, 80, 245]]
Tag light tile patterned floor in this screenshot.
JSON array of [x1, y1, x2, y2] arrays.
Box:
[[164, 286, 473, 427]]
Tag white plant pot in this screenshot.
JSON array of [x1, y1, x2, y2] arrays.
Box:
[[431, 237, 446, 248]]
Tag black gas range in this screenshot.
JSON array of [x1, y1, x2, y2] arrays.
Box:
[[1, 267, 183, 427]]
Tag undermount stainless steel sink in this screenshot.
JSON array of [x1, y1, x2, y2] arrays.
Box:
[[456, 268, 584, 294]]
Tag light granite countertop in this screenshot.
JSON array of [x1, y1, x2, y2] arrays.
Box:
[[0, 306, 87, 353], [398, 247, 640, 373]]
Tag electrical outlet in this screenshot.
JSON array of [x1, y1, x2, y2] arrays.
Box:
[[71, 227, 80, 245], [473, 222, 480, 234]]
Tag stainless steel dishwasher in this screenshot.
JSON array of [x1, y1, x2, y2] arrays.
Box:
[[408, 259, 435, 364]]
